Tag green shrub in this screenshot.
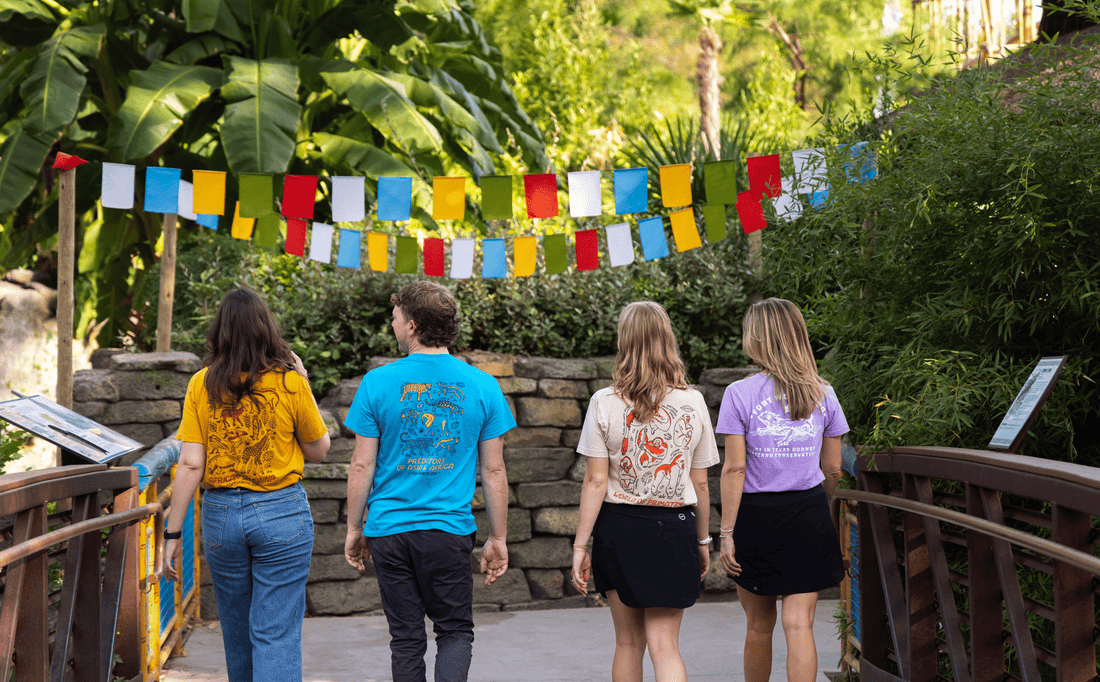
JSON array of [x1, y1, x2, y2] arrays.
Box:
[[137, 225, 752, 396], [762, 37, 1100, 465]]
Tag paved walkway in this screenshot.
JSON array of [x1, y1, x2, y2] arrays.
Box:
[[163, 599, 843, 682]]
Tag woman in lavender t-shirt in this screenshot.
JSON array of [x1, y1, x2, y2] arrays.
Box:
[[715, 298, 848, 682]]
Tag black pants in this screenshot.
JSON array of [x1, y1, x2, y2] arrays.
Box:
[[370, 530, 476, 682]]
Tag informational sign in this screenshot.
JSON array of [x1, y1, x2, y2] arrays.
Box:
[[988, 357, 1066, 453], [0, 394, 142, 464]]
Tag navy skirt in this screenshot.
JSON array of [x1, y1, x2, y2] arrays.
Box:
[[592, 504, 701, 609], [731, 484, 845, 596]]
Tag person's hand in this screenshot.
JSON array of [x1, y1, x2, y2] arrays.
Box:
[[720, 535, 741, 576], [161, 538, 182, 582], [345, 529, 369, 572], [698, 544, 710, 582], [571, 546, 591, 596], [291, 352, 308, 379], [480, 537, 508, 585]]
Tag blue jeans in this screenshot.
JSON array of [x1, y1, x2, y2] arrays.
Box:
[[202, 483, 313, 682], [371, 531, 476, 682]]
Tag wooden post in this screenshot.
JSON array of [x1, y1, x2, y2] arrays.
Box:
[[747, 230, 763, 304], [155, 214, 178, 352], [56, 168, 77, 468]]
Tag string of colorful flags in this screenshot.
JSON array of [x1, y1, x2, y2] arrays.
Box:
[[97, 142, 875, 278]]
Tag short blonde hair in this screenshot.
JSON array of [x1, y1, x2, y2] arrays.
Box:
[[612, 302, 689, 422], [742, 298, 826, 421]]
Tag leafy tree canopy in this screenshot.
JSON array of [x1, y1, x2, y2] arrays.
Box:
[[0, 0, 547, 344]]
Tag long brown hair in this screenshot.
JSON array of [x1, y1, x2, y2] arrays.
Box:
[[203, 287, 296, 407], [612, 302, 689, 422], [741, 298, 827, 421]]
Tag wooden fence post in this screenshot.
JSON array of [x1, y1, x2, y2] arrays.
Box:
[[155, 214, 178, 353]]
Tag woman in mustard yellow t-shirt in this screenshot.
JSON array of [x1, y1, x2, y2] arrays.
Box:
[[161, 287, 330, 682]]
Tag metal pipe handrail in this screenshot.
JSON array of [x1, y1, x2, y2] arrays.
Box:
[[0, 501, 163, 568], [834, 488, 1100, 576]]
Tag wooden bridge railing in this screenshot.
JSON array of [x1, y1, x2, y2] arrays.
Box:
[[0, 465, 158, 681], [0, 437, 198, 682], [835, 446, 1100, 682]]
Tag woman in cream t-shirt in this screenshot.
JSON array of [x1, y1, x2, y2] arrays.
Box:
[[571, 302, 719, 682]]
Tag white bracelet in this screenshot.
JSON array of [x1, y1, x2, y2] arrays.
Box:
[[697, 536, 713, 545], [720, 527, 734, 534]]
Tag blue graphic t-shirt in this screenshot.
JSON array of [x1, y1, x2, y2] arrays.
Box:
[[343, 353, 516, 537]]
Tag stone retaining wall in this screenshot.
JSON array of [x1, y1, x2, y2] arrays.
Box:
[[72, 351, 755, 617]]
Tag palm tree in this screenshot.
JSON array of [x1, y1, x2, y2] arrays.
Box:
[[0, 0, 546, 344], [668, 0, 742, 158]]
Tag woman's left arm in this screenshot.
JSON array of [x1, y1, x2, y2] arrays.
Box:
[[689, 467, 711, 582], [820, 435, 843, 528], [161, 441, 206, 582]]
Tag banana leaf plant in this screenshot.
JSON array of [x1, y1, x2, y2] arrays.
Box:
[[0, 0, 546, 345]]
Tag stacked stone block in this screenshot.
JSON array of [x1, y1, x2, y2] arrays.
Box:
[[72, 350, 757, 617], [71, 351, 199, 456]]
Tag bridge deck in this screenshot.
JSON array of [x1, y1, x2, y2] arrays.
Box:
[[162, 599, 843, 681]]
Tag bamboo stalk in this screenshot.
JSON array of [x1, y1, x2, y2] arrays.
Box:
[[155, 214, 178, 353]]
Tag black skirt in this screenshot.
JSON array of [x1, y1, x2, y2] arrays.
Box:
[[731, 484, 845, 596], [592, 504, 701, 609]]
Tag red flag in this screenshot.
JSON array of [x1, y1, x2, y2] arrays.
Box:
[[575, 229, 599, 271], [523, 174, 559, 218], [53, 153, 89, 171], [424, 238, 445, 277], [286, 218, 308, 256], [736, 191, 767, 234], [282, 175, 319, 219], [747, 155, 782, 200]]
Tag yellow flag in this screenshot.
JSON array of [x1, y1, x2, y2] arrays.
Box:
[[230, 202, 255, 240], [368, 232, 389, 272], [659, 164, 692, 208], [513, 236, 537, 277], [670, 208, 701, 252], [192, 170, 227, 215], [432, 177, 466, 220]]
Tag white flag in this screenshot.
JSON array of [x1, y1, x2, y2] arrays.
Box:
[[450, 238, 475, 279], [310, 222, 334, 263], [568, 171, 602, 217], [332, 176, 366, 222], [791, 148, 827, 194], [606, 223, 635, 267], [178, 180, 197, 221], [101, 163, 135, 209]]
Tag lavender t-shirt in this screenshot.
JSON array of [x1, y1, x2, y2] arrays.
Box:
[[715, 373, 848, 493]]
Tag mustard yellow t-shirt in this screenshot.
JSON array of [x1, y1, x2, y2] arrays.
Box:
[[177, 368, 328, 491]]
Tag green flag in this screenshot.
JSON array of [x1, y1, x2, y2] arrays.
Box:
[[480, 175, 513, 220], [543, 234, 568, 274], [396, 236, 418, 274], [703, 161, 738, 205], [702, 204, 726, 243], [239, 174, 275, 218]]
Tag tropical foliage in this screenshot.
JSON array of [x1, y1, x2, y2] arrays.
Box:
[[0, 0, 547, 345]]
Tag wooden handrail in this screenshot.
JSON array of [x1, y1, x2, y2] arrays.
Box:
[[871, 446, 1100, 491], [0, 501, 162, 567], [836, 488, 1100, 575]]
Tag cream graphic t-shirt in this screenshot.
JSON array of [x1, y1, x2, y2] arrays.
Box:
[[578, 387, 719, 506]]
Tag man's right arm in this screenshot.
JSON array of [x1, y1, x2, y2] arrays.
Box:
[[478, 436, 509, 586], [345, 434, 378, 572]]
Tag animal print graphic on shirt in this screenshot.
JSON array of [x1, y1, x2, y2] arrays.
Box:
[[617, 404, 697, 499]]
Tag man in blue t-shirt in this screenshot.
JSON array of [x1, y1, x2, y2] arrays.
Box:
[[343, 281, 514, 682]]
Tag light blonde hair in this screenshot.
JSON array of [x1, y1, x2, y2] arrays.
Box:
[[742, 298, 827, 421], [613, 302, 689, 422]]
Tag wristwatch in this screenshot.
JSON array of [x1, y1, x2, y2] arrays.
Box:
[[164, 529, 182, 539]]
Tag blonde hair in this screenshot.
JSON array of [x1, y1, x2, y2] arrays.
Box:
[[742, 298, 827, 421], [613, 302, 689, 422]]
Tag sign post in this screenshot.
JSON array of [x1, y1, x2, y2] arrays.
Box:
[[988, 356, 1066, 453]]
